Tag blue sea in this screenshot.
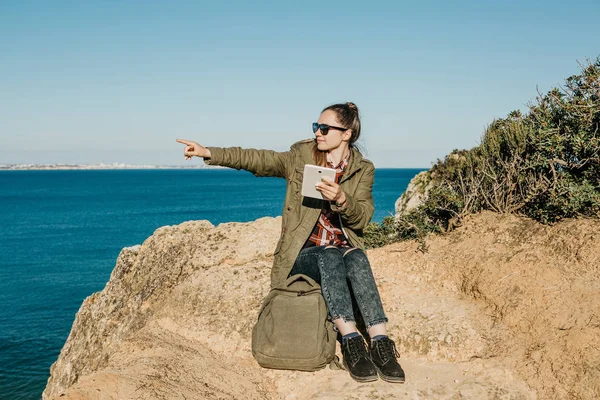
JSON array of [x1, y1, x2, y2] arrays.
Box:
[[0, 168, 423, 399]]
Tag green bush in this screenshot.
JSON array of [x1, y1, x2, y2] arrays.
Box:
[[365, 57, 600, 249], [364, 216, 398, 249]]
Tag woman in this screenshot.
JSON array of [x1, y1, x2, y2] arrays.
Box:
[[176, 102, 405, 383]]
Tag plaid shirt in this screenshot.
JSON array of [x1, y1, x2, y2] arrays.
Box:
[[303, 152, 351, 249]]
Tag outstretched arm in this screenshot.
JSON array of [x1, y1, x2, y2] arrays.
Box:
[[176, 138, 292, 178]]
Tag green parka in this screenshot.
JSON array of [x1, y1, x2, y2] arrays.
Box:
[[204, 139, 375, 288]]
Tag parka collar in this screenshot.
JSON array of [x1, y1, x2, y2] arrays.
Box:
[[340, 146, 364, 183]]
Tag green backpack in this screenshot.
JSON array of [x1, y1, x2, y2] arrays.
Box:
[[251, 274, 337, 371]]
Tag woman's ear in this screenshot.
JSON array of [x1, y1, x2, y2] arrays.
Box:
[[343, 129, 352, 141]]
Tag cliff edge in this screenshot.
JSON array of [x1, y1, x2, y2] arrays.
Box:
[[43, 212, 600, 399]]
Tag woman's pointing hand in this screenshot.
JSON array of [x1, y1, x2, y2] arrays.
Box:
[[176, 139, 211, 160]]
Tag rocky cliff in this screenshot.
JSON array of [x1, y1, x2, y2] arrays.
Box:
[[43, 212, 600, 399], [395, 170, 431, 216]]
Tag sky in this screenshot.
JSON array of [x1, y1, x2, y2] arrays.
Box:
[[1, 1, 598, 168]]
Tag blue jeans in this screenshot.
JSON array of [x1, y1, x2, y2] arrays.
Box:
[[289, 246, 388, 329]]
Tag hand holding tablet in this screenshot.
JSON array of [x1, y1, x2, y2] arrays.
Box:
[[301, 165, 337, 200]]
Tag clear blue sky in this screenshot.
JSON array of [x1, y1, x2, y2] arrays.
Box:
[[1, 1, 598, 167]]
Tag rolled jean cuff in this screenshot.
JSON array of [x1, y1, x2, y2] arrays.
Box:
[[365, 317, 389, 330], [329, 315, 356, 332]]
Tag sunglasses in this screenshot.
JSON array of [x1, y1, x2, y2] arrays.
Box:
[[312, 122, 348, 136]]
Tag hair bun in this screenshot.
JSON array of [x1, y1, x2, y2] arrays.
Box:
[[346, 102, 358, 113]]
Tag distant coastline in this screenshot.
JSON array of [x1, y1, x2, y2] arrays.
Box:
[[0, 163, 225, 171], [0, 164, 423, 171]]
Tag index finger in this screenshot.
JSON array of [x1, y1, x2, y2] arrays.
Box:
[[320, 176, 335, 185], [176, 139, 192, 145]]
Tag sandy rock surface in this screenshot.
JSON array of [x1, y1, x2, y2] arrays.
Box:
[[43, 212, 600, 399]]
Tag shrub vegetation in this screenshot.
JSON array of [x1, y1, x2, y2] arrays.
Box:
[[364, 57, 600, 249]]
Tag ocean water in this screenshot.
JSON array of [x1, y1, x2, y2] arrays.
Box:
[[0, 168, 424, 399]]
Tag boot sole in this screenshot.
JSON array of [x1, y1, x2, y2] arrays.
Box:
[[375, 367, 405, 384], [343, 359, 378, 383]]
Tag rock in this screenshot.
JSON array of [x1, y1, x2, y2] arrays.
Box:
[[394, 170, 432, 216], [43, 217, 280, 400], [43, 211, 600, 400]]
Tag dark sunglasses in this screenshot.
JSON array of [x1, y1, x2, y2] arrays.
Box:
[[312, 122, 347, 136]]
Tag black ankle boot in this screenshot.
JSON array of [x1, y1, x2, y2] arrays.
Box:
[[369, 337, 405, 383], [341, 335, 378, 382]]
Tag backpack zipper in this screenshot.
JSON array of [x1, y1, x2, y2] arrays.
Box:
[[272, 287, 320, 295]]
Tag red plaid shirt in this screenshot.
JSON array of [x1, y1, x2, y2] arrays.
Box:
[[303, 152, 351, 249]]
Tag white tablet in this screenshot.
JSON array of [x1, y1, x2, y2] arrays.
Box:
[[301, 164, 337, 200]]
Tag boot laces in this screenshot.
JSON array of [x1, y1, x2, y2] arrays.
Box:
[[347, 337, 368, 363], [376, 338, 400, 362]]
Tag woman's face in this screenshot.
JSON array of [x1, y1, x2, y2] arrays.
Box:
[[314, 110, 352, 152]]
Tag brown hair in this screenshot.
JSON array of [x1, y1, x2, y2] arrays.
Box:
[[312, 102, 361, 166]]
